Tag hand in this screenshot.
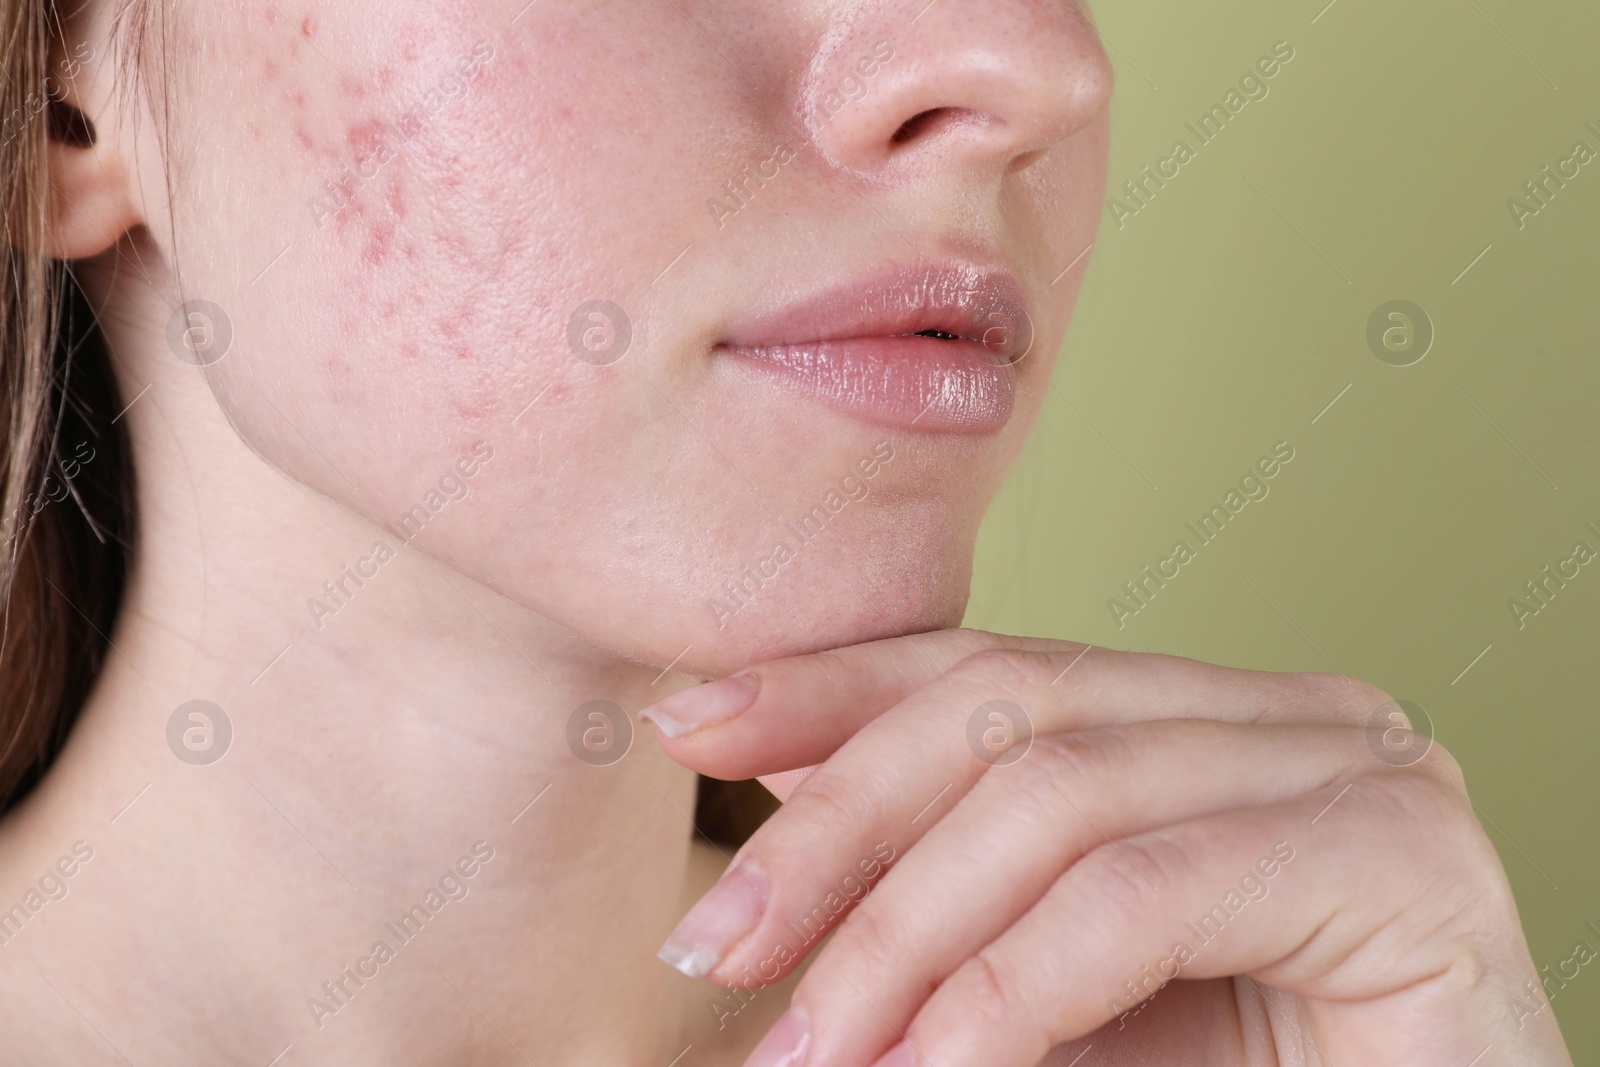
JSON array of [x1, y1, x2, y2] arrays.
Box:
[[641, 630, 1572, 1066]]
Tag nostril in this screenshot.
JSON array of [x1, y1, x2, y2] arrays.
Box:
[[891, 109, 942, 144], [890, 106, 983, 146]]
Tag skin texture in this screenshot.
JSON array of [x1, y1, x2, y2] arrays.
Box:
[[0, 1, 1570, 1065]]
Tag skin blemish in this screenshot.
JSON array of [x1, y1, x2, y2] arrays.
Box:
[[396, 27, 422, 63], [333, 197, 366, 237], [362, 220, 395, 267], [317, 349, 357, 407], [299, 15, 317, 38], [346, 118, 388, 157]]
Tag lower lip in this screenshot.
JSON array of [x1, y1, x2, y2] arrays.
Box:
[[720, 336, 1015, 433]]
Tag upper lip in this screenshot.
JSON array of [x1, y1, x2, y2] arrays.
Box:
[[718, 261, 1036, 366]]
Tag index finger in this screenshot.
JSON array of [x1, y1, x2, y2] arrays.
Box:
[[653, 644, 1387, 983], [641, 627, 1381, 782], [640, 628, 1060, 780]]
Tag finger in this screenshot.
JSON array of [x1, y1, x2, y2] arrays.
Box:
[[876, 774, 1516, 1067], [641, 628, 1054, 779], [785, 719, 1387, 1066], [645, 632, 1386, 784], [655, 649, 1393, 985]]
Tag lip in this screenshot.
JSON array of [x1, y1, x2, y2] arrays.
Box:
[[717, 262, 1036, 433]]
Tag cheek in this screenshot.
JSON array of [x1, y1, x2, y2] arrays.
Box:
[[206, 4, 731, 437], [189, 9, 642, 487]]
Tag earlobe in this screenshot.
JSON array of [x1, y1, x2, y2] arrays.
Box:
[[39, 36, 143, 262]]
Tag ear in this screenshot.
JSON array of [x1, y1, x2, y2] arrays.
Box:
[[41, 19, 143, 261]]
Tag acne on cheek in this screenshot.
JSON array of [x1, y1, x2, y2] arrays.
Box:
[[246, 12, 593, 420], [378, 92, 583, 352]]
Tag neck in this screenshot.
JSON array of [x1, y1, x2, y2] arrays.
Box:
[[0, 262, 702, 1063]]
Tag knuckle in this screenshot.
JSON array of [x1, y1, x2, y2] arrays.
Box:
[[947, 950, 1030, 1030], [785, 772, 871, 839], [1071, 833, 1186, 929], [1030, 729, 1133, 795], [1362, 771, 1477, 848], [949, 647, 1047, 694], [1358, 773, 1507, 902], [818, 899, 921, 994]]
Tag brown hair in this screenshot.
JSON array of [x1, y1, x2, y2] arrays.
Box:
[[0, 0, 135, 812]]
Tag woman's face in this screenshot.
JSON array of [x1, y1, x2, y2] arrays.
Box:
[[154, 0, 1111, 674]]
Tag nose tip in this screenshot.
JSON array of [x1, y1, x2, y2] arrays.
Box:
[[802, 0, 1113, 178]]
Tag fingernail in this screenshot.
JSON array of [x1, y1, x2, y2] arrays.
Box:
[[639, 672, 760, 740], [743, 1007, 810, 1067], [657, 857, 768, 978]]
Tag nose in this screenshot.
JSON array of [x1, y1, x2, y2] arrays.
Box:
[[801, 0, 1113, 178]]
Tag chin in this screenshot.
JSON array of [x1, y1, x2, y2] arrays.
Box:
[[658, 544, 975, 678]]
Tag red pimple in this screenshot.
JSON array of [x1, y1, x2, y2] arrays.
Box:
[[299, 15, 316, 38], [451, 398, 490, 422], [362, 220, 395, 267], [396, 26, 421, 63], [329, 196, 364, 237], [347, 118, 390, 158], [321, 350, 351, 384]]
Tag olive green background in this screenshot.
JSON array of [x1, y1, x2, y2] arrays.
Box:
[[966, 0, 1600, 1054]]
